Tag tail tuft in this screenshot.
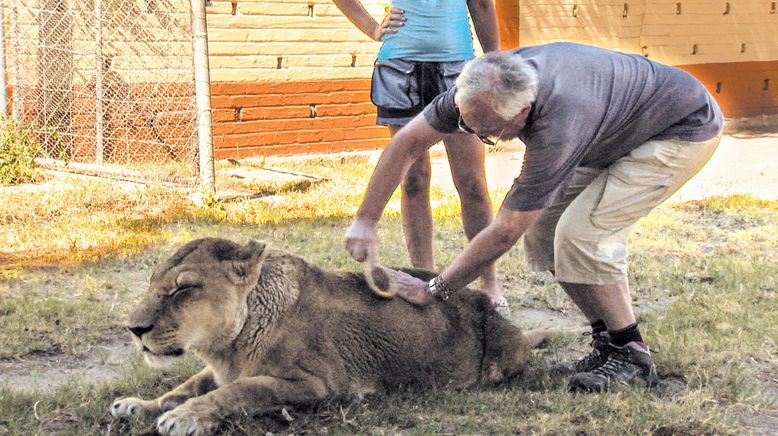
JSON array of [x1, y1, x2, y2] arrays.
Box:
[[523, 329, 553, 349], [364, 263, 397, 298]]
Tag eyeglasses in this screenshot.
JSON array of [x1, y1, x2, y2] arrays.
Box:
[[458, 115, 501, 146]]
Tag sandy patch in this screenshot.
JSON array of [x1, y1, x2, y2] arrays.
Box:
[[429, 133, 778, 202]]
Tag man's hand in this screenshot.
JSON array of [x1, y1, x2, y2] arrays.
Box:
[[345, 221, 434, 306], [385, 269, 436, 306], [344, 219, 379, 263], [370, 8, 405, 41]]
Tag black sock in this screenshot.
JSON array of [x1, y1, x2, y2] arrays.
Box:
[[609, 323, 643, 347], [590, 320, 607, 334]]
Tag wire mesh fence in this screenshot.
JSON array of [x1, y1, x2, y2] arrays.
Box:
[[7, 0, 208, 186]]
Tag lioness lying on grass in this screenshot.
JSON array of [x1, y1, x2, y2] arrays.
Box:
[[111, 237, 538, 436]]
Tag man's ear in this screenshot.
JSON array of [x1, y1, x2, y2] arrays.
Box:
[[228, 240, 268, 285], [516, 105, 531, 121]]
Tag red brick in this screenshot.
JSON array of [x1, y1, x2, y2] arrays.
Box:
[[678, 60, 778, 117], [214, 125, 388, 148], [214, 137, 388, 159], [211, 90, 371, 109], [212, 114, 376, 135], [210, 79, 370, 96]]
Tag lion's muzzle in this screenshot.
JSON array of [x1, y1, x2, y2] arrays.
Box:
[[128, 324, 153, 338]]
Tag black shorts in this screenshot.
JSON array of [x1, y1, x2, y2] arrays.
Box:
[[370, 58, 469, 126]]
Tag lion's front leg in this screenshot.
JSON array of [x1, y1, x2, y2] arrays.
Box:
[[110, 396, 160, 419], [111, 367, 218, 419], [156, 374, 331, 436]]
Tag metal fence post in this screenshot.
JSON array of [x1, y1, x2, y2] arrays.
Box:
[[94, 0, 104, 164], [0, 4, 8, 117], [12, 0, 204, 186], [10, 0, 20, 122], [191, 0, 214, 192]]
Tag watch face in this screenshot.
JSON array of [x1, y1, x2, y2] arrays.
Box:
[[427, 278, 437, 295]]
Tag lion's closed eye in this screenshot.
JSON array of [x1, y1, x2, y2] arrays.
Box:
[[169, 285, 197, 297], [172, 272, 202, 297]]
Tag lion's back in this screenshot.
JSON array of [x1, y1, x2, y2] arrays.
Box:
[[263, 266, 517, 390]]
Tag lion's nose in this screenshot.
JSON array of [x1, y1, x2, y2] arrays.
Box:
[[128, 324, 153, 338]]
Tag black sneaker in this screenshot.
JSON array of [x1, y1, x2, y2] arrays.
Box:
[[567, 341, 660, 393], [551, 331, 611, 374]]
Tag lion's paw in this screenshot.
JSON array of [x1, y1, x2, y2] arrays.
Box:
[[110, 397, 158, 418], [156, 405, 220, 436]]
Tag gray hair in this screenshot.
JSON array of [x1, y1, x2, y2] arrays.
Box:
[[455, 51, 539, 120]]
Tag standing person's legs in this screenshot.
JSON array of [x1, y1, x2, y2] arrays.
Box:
[[553, 134, 721, 391], [443, 132, 501, 303], [388, 125, 436, 270], [559, 281, 634, 330], [372, 58, 437, 270], [555, 135, 722, 326], [523, 167, 614, 374]]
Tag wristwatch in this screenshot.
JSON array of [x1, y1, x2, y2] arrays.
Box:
[[426, 276, 454, 301]]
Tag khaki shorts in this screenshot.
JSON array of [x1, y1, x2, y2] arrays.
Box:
[[523, 133, 722, 285]]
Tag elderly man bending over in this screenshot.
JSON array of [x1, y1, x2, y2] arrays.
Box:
[[345, 42, 723, 392]]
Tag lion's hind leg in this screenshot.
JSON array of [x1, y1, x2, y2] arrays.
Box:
[[480, 313, 533, 384]]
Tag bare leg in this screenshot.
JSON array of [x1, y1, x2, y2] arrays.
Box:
[[443, 133, 501, 302], [559, 280, 636, 330], [390, 125, 435, 270]]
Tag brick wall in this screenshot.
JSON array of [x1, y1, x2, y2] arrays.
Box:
[[517, 1, 778, 63], [205, 0, 389, 158], [205, 0, 496, 158], [209, 0, 776, 157], [4, 0, 776, 158], [514, 0, 778, 117]]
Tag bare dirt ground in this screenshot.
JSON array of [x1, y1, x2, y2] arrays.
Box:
[[0, 334, 133, 392], [1, 128, 776, 400], [429, 131, 778, 202]]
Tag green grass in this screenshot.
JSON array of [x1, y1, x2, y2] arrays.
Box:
[[0, 118, 42, 186], [0, 154, 776, 435]]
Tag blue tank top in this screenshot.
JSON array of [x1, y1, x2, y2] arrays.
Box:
[[377, 0, 475, 62]]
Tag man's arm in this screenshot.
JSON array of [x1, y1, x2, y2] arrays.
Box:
[[332, 0, 405, 41], [391, 206, 542, 305], [345, 115, 446, 262], [467, 0, 500, 53], [442, 206, 541, 289]]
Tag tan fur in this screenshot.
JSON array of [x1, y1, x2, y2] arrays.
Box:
[[111, 238, 533, 436]]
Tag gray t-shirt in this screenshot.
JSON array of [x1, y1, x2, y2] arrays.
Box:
[[423, 42, 724, 211]]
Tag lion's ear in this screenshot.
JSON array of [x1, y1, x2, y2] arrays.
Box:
[[241, 240, 267, 260], [228, 240, 268, 285]]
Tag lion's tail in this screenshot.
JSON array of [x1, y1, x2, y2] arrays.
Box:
[[523, 329, 553, 349], [364, 263, 397, 299]]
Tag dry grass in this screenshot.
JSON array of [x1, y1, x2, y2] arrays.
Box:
[[0, 154, 776, 435], [0, 154, 377, 272], [0, 175, 189, 268]]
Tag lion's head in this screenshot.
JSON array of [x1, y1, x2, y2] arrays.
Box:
[[126, 238, 268, 367]]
